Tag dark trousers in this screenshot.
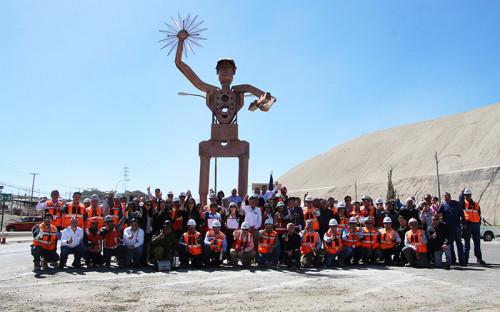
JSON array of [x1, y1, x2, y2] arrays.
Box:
[[141, 232, 153, 265], [178, 246, 203, 268], [464, 222, 482, 262], [60, 244, 87, 266], [381, 247, 398, 263], [84, 250, 105, 265], [31, 245, 59, 263], [449, 226, 464, 263], [283, 249, 301, 267], [103, 246, 126, 266], [203, 245, 224, 267]]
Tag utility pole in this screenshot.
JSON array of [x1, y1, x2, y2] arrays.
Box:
[[29, 173, 39, 216]]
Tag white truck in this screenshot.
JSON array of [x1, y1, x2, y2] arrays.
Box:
[[481, 218, 500, 241]]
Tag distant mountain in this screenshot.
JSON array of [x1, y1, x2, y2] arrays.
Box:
[[279, 103, 500, 223]]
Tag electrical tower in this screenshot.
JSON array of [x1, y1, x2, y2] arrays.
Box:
[[123, 165, 129, 193]]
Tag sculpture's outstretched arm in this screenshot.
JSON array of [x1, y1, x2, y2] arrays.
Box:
[[175, 38, 217, 93], [233, 84, 276, 112]]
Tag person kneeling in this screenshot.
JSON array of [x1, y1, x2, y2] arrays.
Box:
[[323, 219, 343, 267], [123, 218, 144, 268], [257, 218, 280, 267], [203, 220, 227, 268], [151, 220, 178, 270], [60, 217, 86, 269], [402, 218, 428, 268], [83, 217, 105, 268], [31, 213, 60, 271], [230, 222, 256, 267], [300, 219, 324, 268], [178, 219, 203, 268]]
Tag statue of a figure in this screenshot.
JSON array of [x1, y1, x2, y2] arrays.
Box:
[[172, 21, 276, 205]]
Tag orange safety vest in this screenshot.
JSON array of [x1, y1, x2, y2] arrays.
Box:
[[344, 227, 362, 248], [171, 209, 183, 231], [338, 216, 349, 229], [362, 205, 375, 217], [406, 229, 427, 253], [45, 200, 63, 227], [232, 230, 252, 251], [300, 231, 319, 254], [464, 200, 480, 223], [63, 202, 85, 228], [362, 227, 380, 249], [32, 223, 58, 250], [108, 205, 122, 226], [304, 207, 319, 231], [183, 231, 202, 255], [85, 207, 104, 229], [258, 230, 277, 254], [379, 228, 397, 249], [324, 228, 343, 254], [206, 230, 225, 252], [275, 214, 286, 234], [102, 227, 121, 249], [85, 228, 102, 253]]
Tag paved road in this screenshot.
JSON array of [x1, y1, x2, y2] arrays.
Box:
[[0, 239, 499, 311]]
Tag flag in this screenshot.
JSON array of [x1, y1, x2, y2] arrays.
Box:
[[268, 171, 273, 191]]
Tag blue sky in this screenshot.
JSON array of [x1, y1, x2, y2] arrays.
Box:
[[1, 1, 499, 200]]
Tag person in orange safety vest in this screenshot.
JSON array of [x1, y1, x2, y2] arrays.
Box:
[[402, 218, 428, 268], [31, 213, 60, 271]]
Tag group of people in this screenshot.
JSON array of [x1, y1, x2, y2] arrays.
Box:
[[31, 183, 486, 272]]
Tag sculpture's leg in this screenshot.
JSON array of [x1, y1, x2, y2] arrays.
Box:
[[238, 154, 249, 201], [199, 155, 211, 206]]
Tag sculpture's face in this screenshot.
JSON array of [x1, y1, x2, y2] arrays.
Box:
[[216, 61, 235, 84]]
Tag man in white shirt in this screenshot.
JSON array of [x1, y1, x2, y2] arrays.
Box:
[[59, 217, 86, 269], [242, 194, 262, 252], [123, 218, 144, 267], [261, 182, 279, 203]]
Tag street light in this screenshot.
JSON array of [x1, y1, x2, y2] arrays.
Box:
[[435, 152, 461, 202], [115, 179, 130, 192], [177, 92, 206, 99]]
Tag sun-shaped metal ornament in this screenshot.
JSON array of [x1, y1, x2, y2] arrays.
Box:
[[159, 13, 207, 57]]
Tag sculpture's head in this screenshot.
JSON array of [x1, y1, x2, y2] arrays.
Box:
[[216, 58, 236, 84]]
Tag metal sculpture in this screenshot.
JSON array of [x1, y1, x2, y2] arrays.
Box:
[[160, 14, 276, 205]]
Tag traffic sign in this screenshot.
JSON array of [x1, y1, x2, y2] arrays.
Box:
[[0, 194, 12, 202]]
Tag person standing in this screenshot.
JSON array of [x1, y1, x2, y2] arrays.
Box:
[[459, 188, 486, 265], [227, 188, 243, 206], [35, 190, 64, 231], [61, 192, 86, 229]]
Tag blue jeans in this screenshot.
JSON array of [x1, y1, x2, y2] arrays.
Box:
[[340, 246, 362, 264], [257, 246, 281, 266], [464, 222, 482, 262], [125, 245, 144, 267], [434, 248, 451, 267], [449, 226, 464, 263], [324, 250, 342, 267], [60, 243, 87, 266]]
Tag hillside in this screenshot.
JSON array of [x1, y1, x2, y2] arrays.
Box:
[[279, 103, 500, 223]]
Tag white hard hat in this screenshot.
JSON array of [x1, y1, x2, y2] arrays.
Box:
[[187, 219, 196, 226], [406, 197, 414, 204], [179, 192, 186, 197], [305, 195, 313, 202], [212, 220, 221, 227], [90, 194, 99, 201], [167, 191, 174, 195], [83, 198, 91, 203], [337, 202, 346, 208], [277, 202, 285, 208], [349, 217, 357, 224], [104, 215, 114, 223], [139, 202, 144, 207], [209, 193, 217, 199], [464, 188, 472, 195], [383, 217, 392, 223], [114, 193, 123, 199], [361, 195, 371, 200], [241, 222, 250, 230], [329, 219, 338, 226], [173, 197, 180, 202], [364, 216, 373, 223], [264, 218, 274, 225], [408, 218, 418, 224], [376, 198, 383, 204]]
